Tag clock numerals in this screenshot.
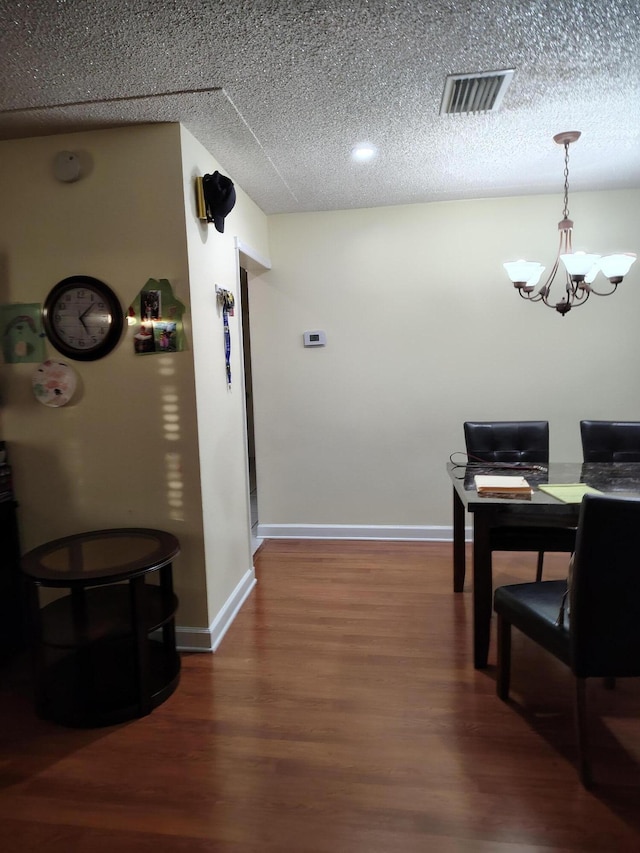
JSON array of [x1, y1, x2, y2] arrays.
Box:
[[65, 335, 99, 349]]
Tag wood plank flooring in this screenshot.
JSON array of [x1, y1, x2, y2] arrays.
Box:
[[1, 540, 640, 851]]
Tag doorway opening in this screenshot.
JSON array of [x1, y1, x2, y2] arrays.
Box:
[[240, 266, 259, 547]]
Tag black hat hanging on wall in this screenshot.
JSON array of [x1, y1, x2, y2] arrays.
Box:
[[201, 171, 236, 233]]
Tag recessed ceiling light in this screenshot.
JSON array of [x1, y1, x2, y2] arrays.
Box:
[[351, 143, 378, 162]]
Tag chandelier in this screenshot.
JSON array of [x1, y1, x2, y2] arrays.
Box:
[[503, 131, 636, 315]]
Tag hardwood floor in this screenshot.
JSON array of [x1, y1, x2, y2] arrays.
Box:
[[1, 540, 640, 851]]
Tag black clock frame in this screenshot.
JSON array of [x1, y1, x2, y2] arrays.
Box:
[[43, 275, 124, 362]]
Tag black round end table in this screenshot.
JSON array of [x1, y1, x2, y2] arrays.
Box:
[[21, 528, 181, 728]]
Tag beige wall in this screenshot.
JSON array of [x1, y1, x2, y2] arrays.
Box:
[[179, 126, 270, 632], [3, 120, 638, 635], [251, 189, 640, 534], [0, 123, 269, 643]]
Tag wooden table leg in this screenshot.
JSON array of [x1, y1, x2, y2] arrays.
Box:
[[25, 581, 46, 718], [473, 513, 493, 669], [453, 488, 466, 592], [130, 575, 151, 717], [160, 563, 177, 651]]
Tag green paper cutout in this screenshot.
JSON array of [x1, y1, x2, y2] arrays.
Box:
[[129, 279, 187, 355], [0, 303, 46, 363]]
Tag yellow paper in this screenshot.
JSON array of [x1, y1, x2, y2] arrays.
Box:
[[538, 483, 602, 503]]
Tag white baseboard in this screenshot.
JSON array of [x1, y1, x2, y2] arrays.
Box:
[[256, 523, 471, 542], [175, 565, 256, 653]]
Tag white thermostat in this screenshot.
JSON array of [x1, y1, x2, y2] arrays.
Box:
[[303, 330, 327, 347]]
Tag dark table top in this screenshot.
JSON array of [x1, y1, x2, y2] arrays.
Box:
[[21, 527, 180, 587], [448, 461, 640, 512]]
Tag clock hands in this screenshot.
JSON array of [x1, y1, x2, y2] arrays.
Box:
[[78, 303, 94, 332]]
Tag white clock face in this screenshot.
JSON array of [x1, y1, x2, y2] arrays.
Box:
[[51, 285, 112, 351]]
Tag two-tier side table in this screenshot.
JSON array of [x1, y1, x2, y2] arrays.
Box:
[[21, 527, 180, 727]]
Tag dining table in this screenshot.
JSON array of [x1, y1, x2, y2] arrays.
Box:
[[448, 461, 640, 669]]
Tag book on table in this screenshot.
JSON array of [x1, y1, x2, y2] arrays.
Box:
[[473, 474, 533, 497]]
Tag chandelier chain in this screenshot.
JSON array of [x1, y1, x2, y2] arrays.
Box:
[[562, 142, 570, 221]]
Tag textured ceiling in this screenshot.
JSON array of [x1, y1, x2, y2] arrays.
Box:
[[1, 0, 639, 215]]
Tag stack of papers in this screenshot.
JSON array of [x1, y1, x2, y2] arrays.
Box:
[[474, 475, 533, 497]]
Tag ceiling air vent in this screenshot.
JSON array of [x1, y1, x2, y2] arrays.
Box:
[[440, 69, 514, 116]]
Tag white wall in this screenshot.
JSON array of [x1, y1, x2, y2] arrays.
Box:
[[251, 189, 640, 536], [179, 126, 270, 645]]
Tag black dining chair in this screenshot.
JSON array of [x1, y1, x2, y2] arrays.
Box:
[[580, 420, 640, 463], [494, 493, 640, 788], [464, 421, 576, 582]]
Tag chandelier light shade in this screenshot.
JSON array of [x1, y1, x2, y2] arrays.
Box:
[[503, 131, 636, 315]]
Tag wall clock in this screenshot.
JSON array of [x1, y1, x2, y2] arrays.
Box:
[[43, 275, 124, 361]]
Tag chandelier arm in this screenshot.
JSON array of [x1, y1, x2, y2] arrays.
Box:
[[569, 277, 592, 308], [539, 215, 577, 311], [588, 281, 619, 297], [539, 257, 561, 307], [518, 288, 544, 302], [571, 288, 591, 308]]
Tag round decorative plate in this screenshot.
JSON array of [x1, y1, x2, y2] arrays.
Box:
[[32, 359, 78, 407]]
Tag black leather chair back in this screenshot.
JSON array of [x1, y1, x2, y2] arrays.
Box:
[[464, 421, 549, 465], [580, 420, 640, 463], [571, 494, 640, 678]]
